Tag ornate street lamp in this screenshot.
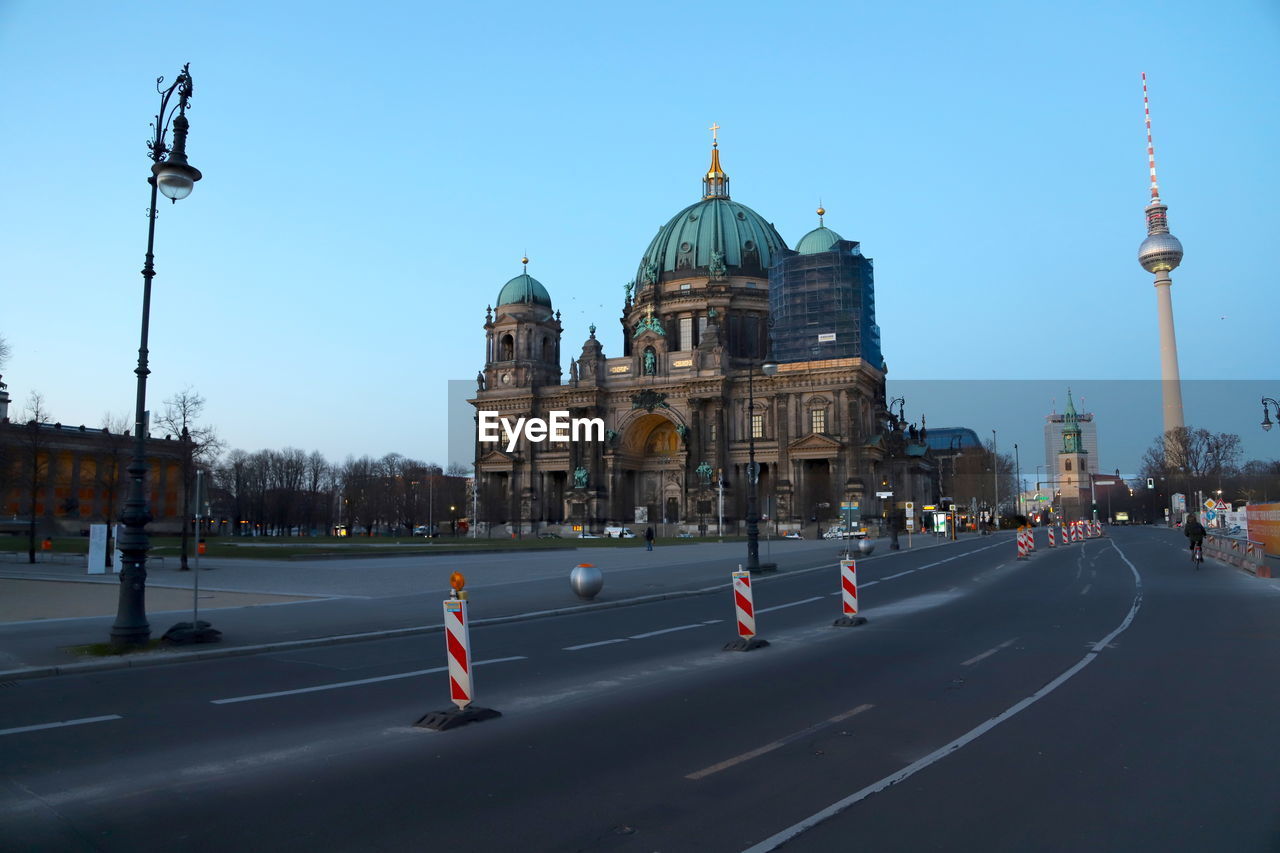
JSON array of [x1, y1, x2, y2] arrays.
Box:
[[1262, 397, 1278, 432], [112, 65, 202, 647], [743, 351, 778, 572]]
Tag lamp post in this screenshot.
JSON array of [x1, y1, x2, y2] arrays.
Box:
[[991, 429, 999, 530], [112, 65, 202, 648], [1262, 397, 1279, 432], [743, 352, 779, 572], [1013, 442, 1022, 521]]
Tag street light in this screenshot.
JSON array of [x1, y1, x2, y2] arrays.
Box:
[[743, 350, 778, 572], [112, 65, 202, 648], [1262, 397, 1278, 432], [991, 429, 999, 530]]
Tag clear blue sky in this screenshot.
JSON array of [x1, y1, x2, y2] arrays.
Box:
[[2, 0, 1277, 475]]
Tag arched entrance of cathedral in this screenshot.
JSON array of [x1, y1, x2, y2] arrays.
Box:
[[611, 413, 687, 526]]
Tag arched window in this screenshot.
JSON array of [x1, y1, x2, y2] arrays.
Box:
[[1065, 459, 1073, 472], [500, 334, 514, 361], [542, 337, 552, 362]]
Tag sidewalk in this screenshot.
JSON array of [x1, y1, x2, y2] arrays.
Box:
[[0, 533, 976, 680]]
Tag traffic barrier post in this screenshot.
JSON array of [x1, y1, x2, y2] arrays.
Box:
[[834, 557, 868, 627], [725, 566, 769, 651], [416, 572, 502, 730]]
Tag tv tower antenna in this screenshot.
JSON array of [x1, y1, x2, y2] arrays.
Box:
[[1136, 73, 1186, 437]]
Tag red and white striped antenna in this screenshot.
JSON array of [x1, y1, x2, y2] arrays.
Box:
[[1142, 72, 1161, 202]]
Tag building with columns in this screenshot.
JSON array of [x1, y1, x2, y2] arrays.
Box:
[[471, 140, 933, 534]]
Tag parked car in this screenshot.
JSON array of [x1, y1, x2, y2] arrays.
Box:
[[578, 532, 602, 539], [604, 526, 636, 538], [783, 531, 804, 540]]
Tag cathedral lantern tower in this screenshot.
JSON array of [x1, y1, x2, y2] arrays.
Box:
[[483, 258, 562, 390]]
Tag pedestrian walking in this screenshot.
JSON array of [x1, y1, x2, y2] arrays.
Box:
[[645, 526, 655, 551]]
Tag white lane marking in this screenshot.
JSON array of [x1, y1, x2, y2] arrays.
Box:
[[1081, 584, 1092, 595], [564, 638, 629, 651], [883, 570, 916, 580], [960, 637, 1018, 667], [686, 704, 874, 780], [861, 580, 880, 587], [703, 619, 724, 624], [758, 596, 824, 614], [0, 715, 123, 737], [629, 624, 704, 640], [210, 657, 527, 705], [741, 540, 1144, 853]]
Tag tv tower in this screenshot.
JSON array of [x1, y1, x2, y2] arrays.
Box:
[[1137, 72, 1186, 436]]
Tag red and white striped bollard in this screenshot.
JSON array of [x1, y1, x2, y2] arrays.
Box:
[[725, 566, 769, 651], [834, 557, 868, 627]]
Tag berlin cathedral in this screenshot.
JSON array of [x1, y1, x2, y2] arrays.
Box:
[[472, 136, 935, 534]]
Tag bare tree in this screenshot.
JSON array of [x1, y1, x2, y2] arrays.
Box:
[[0, 333, 10, 370], [19, 391, 52, 563], [157, 389, 223, 569]]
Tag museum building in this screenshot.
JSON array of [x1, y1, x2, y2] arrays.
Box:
[[471, 141, 933, 534]]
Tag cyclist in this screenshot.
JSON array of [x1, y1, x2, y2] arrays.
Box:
[[1184, 512, 1206, 564]]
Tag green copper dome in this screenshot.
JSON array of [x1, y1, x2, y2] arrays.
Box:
[[634, 143, 787, 286], [795, 225, 844, 255], [636, 197, 787, 285], [496, 273, 552, 308]]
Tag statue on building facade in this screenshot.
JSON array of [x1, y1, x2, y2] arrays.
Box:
[[643, 348, 656, 375], [709, 248, 727, 280], [476, 370, 486, 391], [573, 466, 589, 489], [696, 461, 714, 486]]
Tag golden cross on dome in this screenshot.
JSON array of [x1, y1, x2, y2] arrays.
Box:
[[709, 122, 720, 144]]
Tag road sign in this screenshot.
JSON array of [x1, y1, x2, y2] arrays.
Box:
[[949, 504, 957, 512], [876, 491, 893, 499], [922, 505, 936, 511], [1205, 509, 1218, 522], [1204, 498, 1216, 511], [905, 502, 914, 510]]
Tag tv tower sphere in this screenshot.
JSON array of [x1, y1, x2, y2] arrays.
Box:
[[1138, 226, 1183, 273]]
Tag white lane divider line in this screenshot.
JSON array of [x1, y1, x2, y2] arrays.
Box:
[[758, 596, 824, 614], [0, 714, 123, 737], [961, 637, 1019, 667], [629, 624, 705, 640], [564, 638, 629, 651], [741, 539, 1145, 853], [210, 657, 527, 705], [1081, 584, 1092, 595], [703, 619, 724, 624], [860, 580, 880, 587], [882, 570, 916, 580], [686, 704, 874, 781]]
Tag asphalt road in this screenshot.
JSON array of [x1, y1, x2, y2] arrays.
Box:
[[3, 527, 1278, 852]]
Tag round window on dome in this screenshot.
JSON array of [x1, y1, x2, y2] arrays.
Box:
[[688, 213, 698, 222], [744, 241, 755, 251], [736, 211, 746, 221], [680, 242, 691, 253]]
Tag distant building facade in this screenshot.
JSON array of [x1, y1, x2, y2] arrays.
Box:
[[0, 380, 187, 536]]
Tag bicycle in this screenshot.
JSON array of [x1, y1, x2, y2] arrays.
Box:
[[1191, 542, 1203, 569]]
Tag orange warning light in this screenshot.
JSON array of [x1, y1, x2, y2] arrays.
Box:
[[449, 571, 466, 591]]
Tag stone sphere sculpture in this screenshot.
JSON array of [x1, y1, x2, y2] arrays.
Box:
[[570, 563, 603, 600], [857, 538, 875, 556]]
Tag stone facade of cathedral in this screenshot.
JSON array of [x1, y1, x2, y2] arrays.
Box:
[[471, 142, 934, 535]]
